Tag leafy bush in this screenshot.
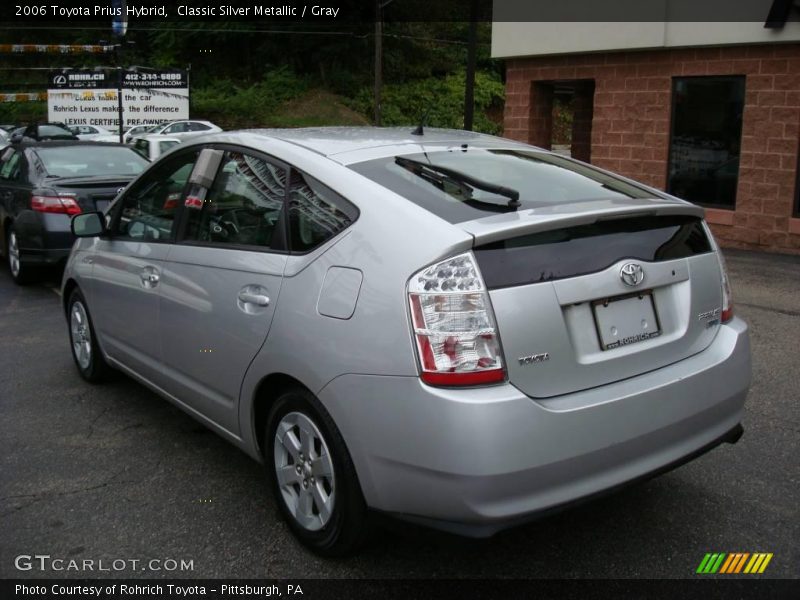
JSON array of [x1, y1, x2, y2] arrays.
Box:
[[192, 67, 308, 128], [351, 69, 505, 134]]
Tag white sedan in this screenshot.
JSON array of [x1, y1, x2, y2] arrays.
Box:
[[68, 125, 116, 140], [145, 120, 222, 140], [132, 135, 181, 161]]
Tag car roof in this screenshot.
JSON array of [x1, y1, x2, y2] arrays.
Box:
[[15, 140, 130, 148], [139, 135, 181, 142], [228, 127, 530, 161]]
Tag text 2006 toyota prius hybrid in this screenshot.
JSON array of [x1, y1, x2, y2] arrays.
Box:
[[63, 127, 751, 555]]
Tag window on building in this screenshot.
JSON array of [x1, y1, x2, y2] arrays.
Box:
[[667, 76, 745, 209]]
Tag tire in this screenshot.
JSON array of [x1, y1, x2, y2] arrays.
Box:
[[67, 288, 113, 383], [265, 387, 370, 556], [6, 223, 35, 285]]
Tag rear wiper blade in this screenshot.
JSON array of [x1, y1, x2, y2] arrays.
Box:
[[395, 156, 521, 210]]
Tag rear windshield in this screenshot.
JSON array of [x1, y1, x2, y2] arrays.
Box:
[[37, 125, 74, 138], [474, 215, 712, 289], [35, 145, 149, 177], [349, 148, 656, 223]]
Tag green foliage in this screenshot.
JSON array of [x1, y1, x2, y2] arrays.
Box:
[[352, 69, 505, 133], [0, 20, 507, 134], [0, 101, 46, 126], [191, 68, 308, 128], [552, 98, 574, 145]]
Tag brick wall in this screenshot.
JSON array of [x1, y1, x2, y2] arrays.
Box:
[[503, 44, 800, 254]]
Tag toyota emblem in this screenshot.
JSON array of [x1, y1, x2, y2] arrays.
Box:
[[620, 263, 645, 286]]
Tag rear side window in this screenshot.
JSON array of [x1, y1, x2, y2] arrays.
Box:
[[474, 215, 712, 289], [287, 170, 357, 252], [349, 148, 655, 224]]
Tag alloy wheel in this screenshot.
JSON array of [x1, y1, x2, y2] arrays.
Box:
[[8, 229, 20, 278], [70, 301, 92, 370], [273, 411, 336, 531]]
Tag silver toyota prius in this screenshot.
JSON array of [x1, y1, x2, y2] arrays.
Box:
[[62, 127, 751, 555]]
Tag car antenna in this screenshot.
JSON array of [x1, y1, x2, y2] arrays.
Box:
[[411, 110, 429, 136]]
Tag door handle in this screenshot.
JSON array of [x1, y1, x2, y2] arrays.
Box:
[[237, 291, 269, 306], [139, 268, 159, 287]]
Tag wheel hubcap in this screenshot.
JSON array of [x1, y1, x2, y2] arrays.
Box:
[[8, 230, 20, 277], [273, 411, 335, 531], [70, 301, 92, 369]]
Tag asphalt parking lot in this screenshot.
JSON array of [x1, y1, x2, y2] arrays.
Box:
[[0, 249, 798, 580]]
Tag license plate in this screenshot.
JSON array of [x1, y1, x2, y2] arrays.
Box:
[[592, 291, 661, 350]]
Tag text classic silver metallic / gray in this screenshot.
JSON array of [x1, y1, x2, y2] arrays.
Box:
[[62, 127, 751, 555]]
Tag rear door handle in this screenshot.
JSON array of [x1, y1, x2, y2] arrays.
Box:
[[237, 291, 269, 306]]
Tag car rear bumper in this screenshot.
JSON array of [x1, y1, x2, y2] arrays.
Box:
[[318, 318, 751, 535], [14, 211, 73, 265]]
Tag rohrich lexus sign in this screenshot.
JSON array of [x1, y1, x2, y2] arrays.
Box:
[[47, 69, 189, 129]]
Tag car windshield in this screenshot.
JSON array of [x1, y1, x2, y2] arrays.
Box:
[[36, 145, 149, 177], [350, 148, 657, 223]]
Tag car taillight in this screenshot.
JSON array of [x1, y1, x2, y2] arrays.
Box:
[[408, 252, 506, 386], [31, 194, 81, 215], [718, 248, 734, 323], [704, 222, 733, 323]]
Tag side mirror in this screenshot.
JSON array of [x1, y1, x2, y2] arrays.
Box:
[[71, 212, 105, 237], [10, 132, 23, 143]]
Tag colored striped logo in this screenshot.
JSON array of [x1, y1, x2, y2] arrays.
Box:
[[696, 553, 773, 574]]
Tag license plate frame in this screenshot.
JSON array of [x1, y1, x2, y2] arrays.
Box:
[[592, 290, 662, 351]]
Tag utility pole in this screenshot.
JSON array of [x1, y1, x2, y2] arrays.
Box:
[[464, 1, 478, 131], [116, 44, 124, 143], [113, 0, 127, 143], [374, 0, 382, 126]]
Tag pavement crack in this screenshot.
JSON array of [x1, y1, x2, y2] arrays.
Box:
[[0, 471, 133, 517], [85, 405, 112, 439]]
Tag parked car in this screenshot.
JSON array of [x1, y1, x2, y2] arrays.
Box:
[[123, 123, 164, 144], [62, 127, 750, 556], [0, 140, 149, 283], [0, 124, 17, 133], [68, 124, 116, 140], [141, 119, 222, 140], [10, 123, 77, 142], [132, 135, 181, 161]]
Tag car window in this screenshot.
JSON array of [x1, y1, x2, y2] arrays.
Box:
[[0, 150, 22, 181], [287, 170, 357, 252], [349, 148, 655, 224], [189, 122, 211, 131], [166, 123, 188, 134], [159, 140, 179, 153], [35, 145, 148, 177], [183, 151, 287, 250], [133, 139, 149, 158], [111, 151, 197, 242], [35, 125, 75, 139]]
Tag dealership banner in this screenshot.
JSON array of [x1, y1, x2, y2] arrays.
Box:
[[47, 69, 189, 129]]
